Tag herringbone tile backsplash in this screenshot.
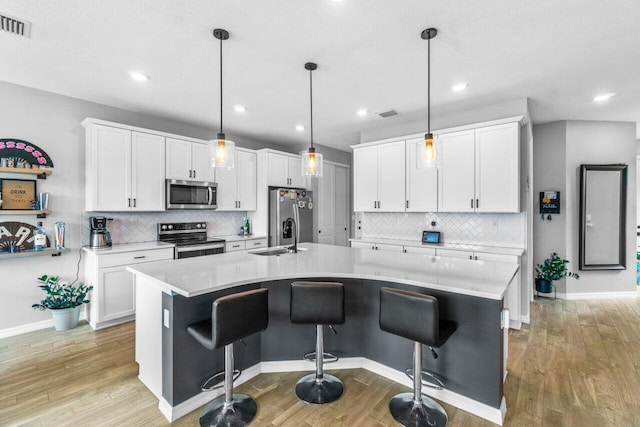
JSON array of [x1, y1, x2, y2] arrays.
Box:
[[359, 212, 525, 248], [82, 211, 247, 245]]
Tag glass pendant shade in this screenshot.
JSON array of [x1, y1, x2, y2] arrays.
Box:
[[211, 132, 235, 169], [420, 133, 441, 169], [301, 146, 323, 177]]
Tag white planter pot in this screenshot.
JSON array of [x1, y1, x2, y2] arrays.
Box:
[[50, 306, 81, 331]]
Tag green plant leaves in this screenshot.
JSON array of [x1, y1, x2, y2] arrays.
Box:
[[32, 275, 94, 311], [535, 252, 580, 282]]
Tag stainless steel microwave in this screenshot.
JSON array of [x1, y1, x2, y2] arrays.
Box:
[[166, 179, 217, 210]]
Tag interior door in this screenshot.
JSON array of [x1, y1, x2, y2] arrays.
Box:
[[318, 163, 336, 245], [334, 165, 349, 246]]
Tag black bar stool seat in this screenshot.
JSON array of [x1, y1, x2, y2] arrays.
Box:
[[187, 288, 269, 427], [290, 281, 345, 404], [379, 287, 456, 427]]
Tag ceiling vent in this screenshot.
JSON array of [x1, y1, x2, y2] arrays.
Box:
[[1, 13, 31, 38], [377, 109, 399, 118]]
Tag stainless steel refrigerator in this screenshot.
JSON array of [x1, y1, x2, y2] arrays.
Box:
[[269, 188, 314, 247]]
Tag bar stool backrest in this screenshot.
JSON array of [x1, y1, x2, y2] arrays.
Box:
[[213, 288, 269, 348], [290, 281, 345, 325], [379, 287, 438, 346]]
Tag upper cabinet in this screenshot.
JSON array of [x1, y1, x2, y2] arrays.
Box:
[[165, 138, 214, 182], [438, 122, 520, 213], [215, 148, 257, 211], [353, 140, 405, 212], [267, 152, 304, 188], [84, 122, 165, 211], [405, 137, 438, 212]]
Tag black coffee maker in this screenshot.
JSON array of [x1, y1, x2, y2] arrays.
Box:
[[90, 216, 112, 248]]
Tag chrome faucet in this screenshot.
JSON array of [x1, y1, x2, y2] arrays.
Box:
[[285, 217, 297, 253]]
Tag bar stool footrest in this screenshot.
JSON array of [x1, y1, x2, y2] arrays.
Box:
[[201, 369, 241, 392], [303, 351, 339, 364], [405, 368, 444, 390]]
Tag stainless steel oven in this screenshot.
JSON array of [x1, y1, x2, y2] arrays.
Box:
[[166, 180, 217, 210], [158, 222, 225, 259]]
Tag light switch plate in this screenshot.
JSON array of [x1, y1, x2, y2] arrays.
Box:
[[163, 309, 170, 328]]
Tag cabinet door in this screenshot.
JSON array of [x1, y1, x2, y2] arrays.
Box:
[[215, 153, 238, 210], [131, 132, 165, 211], [353, 146, 378, 211], [268, 153, 289, 187], [438, 130, 475, 212], [192, 142, 215, 182], [237, 149, 257, 211], [334, 165, 349, 246], [317, 163, 336, 245], [165, 138, 192, 180], [288, 156, 305, 188], [437, 248, 474, 259], [87, 125, 131, 211], [375, 243, 404, 252], [475, 123, 520, 213], [406, 138, 438, 212], [99, 266, 135, 322], [351, 241, 374, 250], [475, 252, 520, 327], [377, 141, 406, 212], [404, 246, 436, 255]]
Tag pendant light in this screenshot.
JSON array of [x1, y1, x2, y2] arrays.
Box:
[[211, 28, 235, 169], [421, 27, 439, 168], [301, 62, 323, 178]]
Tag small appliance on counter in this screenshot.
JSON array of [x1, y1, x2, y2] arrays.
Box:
[[90, 216, 112, 248]]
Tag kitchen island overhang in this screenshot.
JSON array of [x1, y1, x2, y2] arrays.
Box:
[[128, 243, 518, 425]]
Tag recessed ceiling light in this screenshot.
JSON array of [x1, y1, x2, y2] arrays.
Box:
[[234, 105, 246, 113], [296, 125, 305, 132], [593, 92, 615, 102], [357, 109, 368, 117], [452, 82, 468, 92], [129, 71, 149, 82]]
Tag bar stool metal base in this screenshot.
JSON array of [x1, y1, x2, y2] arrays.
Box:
[[294, 373, 344, 405], [198, 393, 257, 427], [389, 392, 448, 427]]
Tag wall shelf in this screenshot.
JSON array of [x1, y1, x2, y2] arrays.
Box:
[[0, 166, 52, 179], [0, 247, 68, 260], [0, 209, 50, 218]]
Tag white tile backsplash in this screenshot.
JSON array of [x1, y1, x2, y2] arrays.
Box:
[[359, 212, 525, 248], [82, 211, 247, 245]]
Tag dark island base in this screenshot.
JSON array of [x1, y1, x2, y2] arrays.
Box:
[[161, 278, 504, 413]]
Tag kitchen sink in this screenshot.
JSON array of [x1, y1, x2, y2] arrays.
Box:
[[248, 246, 308, 256]]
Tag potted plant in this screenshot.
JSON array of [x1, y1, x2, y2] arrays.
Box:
[[32, 275, 93, 331], [535, 252, 579, 293]]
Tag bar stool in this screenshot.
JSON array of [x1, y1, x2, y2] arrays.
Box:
[[379, 287, 457, 427], [290, 281, 345, 404], [187, 288, 269, 427]]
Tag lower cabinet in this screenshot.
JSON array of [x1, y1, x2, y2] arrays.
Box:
[[84, 247, 174, 330], [226, 238, 268, 253], [350, 241, 403, 252]]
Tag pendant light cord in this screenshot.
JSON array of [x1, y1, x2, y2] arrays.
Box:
[[219, 36, 223, 135], [309, 68, 314, 149], [427, 36, 431, 134]]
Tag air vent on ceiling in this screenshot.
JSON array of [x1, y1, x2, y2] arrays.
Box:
[[1, 13, 31, 38], [378, 109, 399, 118]]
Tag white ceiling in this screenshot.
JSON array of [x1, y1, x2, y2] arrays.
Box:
[[1, 0, 639, 151]]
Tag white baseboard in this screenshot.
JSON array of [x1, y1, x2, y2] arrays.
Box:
[[520, 314, 530, 324], [158, 357, 504, 426], [556, 291, 638, 300], [0, 312, 88, 339], [509, 319, 522, 330]]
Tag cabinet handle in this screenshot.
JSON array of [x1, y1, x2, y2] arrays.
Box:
[[471, 199, 474, 208], [318, 230, 322, 234], [475, 255, 478, 260], [476, 199, 479, 208], [189, 170, 192, 178], [238, 201, 240, 209], [193, 170, 196, 179], [232, 244, 240, 248], [133, 199, 137, 208], [128, 198, 131, 207], [469, 255, 473, 260], [253, 242, 261, 245], [378, 201, 381, 209], [374, 201, 376, 209], [344, 227, 347, 231], [133, 256, 146, 259], [372, 245, 376, 250], [406, 200, 409, 209], [403, 248, 407, 253]]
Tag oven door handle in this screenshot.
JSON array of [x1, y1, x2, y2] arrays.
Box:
[[176, 244, 225, 252]]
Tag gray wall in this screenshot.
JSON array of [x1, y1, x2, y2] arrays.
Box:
[[533, 120, 637, 295], [0, 81, 349, 332]]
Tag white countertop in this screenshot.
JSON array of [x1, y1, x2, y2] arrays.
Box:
[[215, 234, 267, 242], [82, 241, 174, 255], [350, 238, 525, 256], [127, 243, 519, 300]]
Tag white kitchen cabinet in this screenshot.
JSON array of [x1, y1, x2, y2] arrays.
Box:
[[267, 152, 304, 188], [438, 122, 519, 213], [437, 248, 474, 259], [403, 245, 436, 256], [84, 246, 174, 330], [474, 252, 521, 329], [85, 123, 165, 211], [350, 241, 373, 250], [216, 148, 257, 211], [166, 138, 214, 182], [405, 137, 438, 212], [353, 140, 405, 212], [350, 241, 403, 252], [226, 238, 267, 252]]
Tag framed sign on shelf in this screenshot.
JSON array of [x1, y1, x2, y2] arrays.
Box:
[[0, 178, 36, 210]]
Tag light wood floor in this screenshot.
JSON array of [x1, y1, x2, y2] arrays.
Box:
[[2, 295, 640, 426]]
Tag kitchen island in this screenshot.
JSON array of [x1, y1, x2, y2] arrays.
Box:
[[128, 243, 518, 425]]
